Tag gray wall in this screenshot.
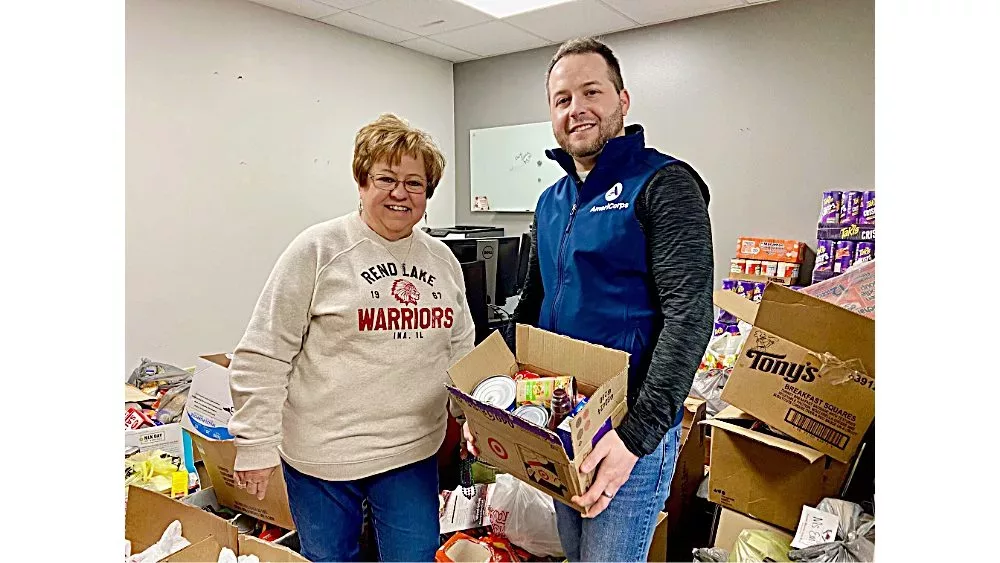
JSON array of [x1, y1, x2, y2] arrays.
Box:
[[453, 0, 874, 287]]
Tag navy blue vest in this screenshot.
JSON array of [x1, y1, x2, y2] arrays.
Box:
[[536, 125, 707, 412]]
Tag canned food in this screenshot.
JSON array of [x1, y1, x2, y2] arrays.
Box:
[[516, 376, 575, 407], [512, 405, 550, 427], [472, 375, 516, 411]]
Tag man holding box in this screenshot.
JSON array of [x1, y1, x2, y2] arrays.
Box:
[[467, 37, 714, 561]]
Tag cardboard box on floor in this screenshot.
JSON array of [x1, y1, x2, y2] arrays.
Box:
[[190, 434, 296, 530], [712, 507, 793, 552], [447, 325, 629, 513], [702, 407, 849, 531], [647, 511, 668, 562], [125, 486, 307, 562], [664, 398, 707, 560], [714, 284, 874, 463]]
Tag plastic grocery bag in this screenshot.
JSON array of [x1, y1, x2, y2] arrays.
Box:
[[728, 530, 791, 562], [693, 547, 730, 562], [788, 499, 874, 562], [486, 474, 564, 557], [690, 329, 748, 415], [218, 547, 260, 563], [125, 449, 181, 494], [126, 520, 191, 563]]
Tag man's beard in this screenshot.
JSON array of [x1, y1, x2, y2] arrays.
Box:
[[556, 101, 625, 160]]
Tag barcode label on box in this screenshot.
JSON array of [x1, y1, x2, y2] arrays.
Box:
[[785, 409, 849, 449]]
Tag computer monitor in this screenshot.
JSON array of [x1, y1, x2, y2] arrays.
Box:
[[460, 260, 489, 344], [516, 232, 531, 293], [442, 238, 479, 264], [494, 236, 521, 305]]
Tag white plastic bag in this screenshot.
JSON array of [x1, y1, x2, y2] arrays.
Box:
[[486, 474, 564, 557], [126, 520, 191, 563], [690, 329, 749, 415], [218, 547, 260, 563]]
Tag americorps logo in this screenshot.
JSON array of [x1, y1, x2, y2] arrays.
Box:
[[591, 182, 629, 213], [605, 182, 623, 201]]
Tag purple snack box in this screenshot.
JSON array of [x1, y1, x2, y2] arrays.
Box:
[[725, 324, 741, 336], [833, 240, 856, 273], [752, 282, 767, 303], [713, 321, 728, 336], [737, 280, 756, 299], [861, 191, 875, 225], [854, 241, 874, 265], [717, 309, 738, 324], [814, 240, 834, 271], [721, 279, 737, 292], [840, 191, 863, 224], [820, 191, 842, 224]]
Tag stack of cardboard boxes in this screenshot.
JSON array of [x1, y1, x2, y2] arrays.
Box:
[[728, 236, 815, 287], [701, 280, 875, 552]]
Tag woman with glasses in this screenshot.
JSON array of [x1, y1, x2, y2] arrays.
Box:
[[226, 113, 476, 562]]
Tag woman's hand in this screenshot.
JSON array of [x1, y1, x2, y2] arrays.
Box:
[[234, 466, 278, 500], [462, 421, 479, 457]]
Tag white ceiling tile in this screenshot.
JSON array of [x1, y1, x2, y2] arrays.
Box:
[[505, 0, 637, 43], [598, 0, 747, 25], [398, 37, 480, 62], [320, 11, 419, 43], [350, 0, 494, 36], [247, 0, 342, 20], [314, 0, 379, 9], [429, 20, 549, 57]]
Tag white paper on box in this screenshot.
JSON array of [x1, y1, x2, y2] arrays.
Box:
[[125, 422, 186, 468], [180, 355, 235, 440], [791, 506, 841, 549], [439, 484, 493, 534]]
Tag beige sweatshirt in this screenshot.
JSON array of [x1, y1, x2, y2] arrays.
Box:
[[228, 211, 475, 481]]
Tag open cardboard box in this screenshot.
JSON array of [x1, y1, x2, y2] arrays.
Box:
[[179, 352, 296, 530], [190, 434, 296, 530], [712, 507, 793, 552], [714, 283, 874, 463], [702, 407, 849, 531], [125, 486, 307, 562], [447, 325, 629, 513]]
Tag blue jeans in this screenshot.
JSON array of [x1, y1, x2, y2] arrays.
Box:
[[554, 424, 682, 561], [282, 456, 440, 562]]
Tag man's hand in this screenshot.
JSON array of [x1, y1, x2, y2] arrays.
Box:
[[462, 421, 479, 457], [234, 466, 277, 501], [571, 430, 638, 518]]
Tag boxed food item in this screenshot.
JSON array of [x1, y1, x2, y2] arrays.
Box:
[[735, 237, 811, 264], [713, 284, 874, 463], [800, 261, 875, 319]]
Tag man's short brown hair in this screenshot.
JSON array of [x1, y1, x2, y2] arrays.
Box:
[[545, 37, 624, 94], [352, 113, 446, 198]]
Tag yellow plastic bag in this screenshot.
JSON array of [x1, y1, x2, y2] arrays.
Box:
[[125, 450, 179, 494], [729, 530, 792, 562]]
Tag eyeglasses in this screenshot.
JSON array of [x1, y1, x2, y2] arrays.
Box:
[[368, 173, 428, 194]]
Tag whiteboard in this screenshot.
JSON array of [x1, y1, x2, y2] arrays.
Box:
[[469, 121, 567, 213]]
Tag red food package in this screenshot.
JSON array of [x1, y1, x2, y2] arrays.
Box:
[[514, 370, 540, 381], [125, 406, 154, 430]]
